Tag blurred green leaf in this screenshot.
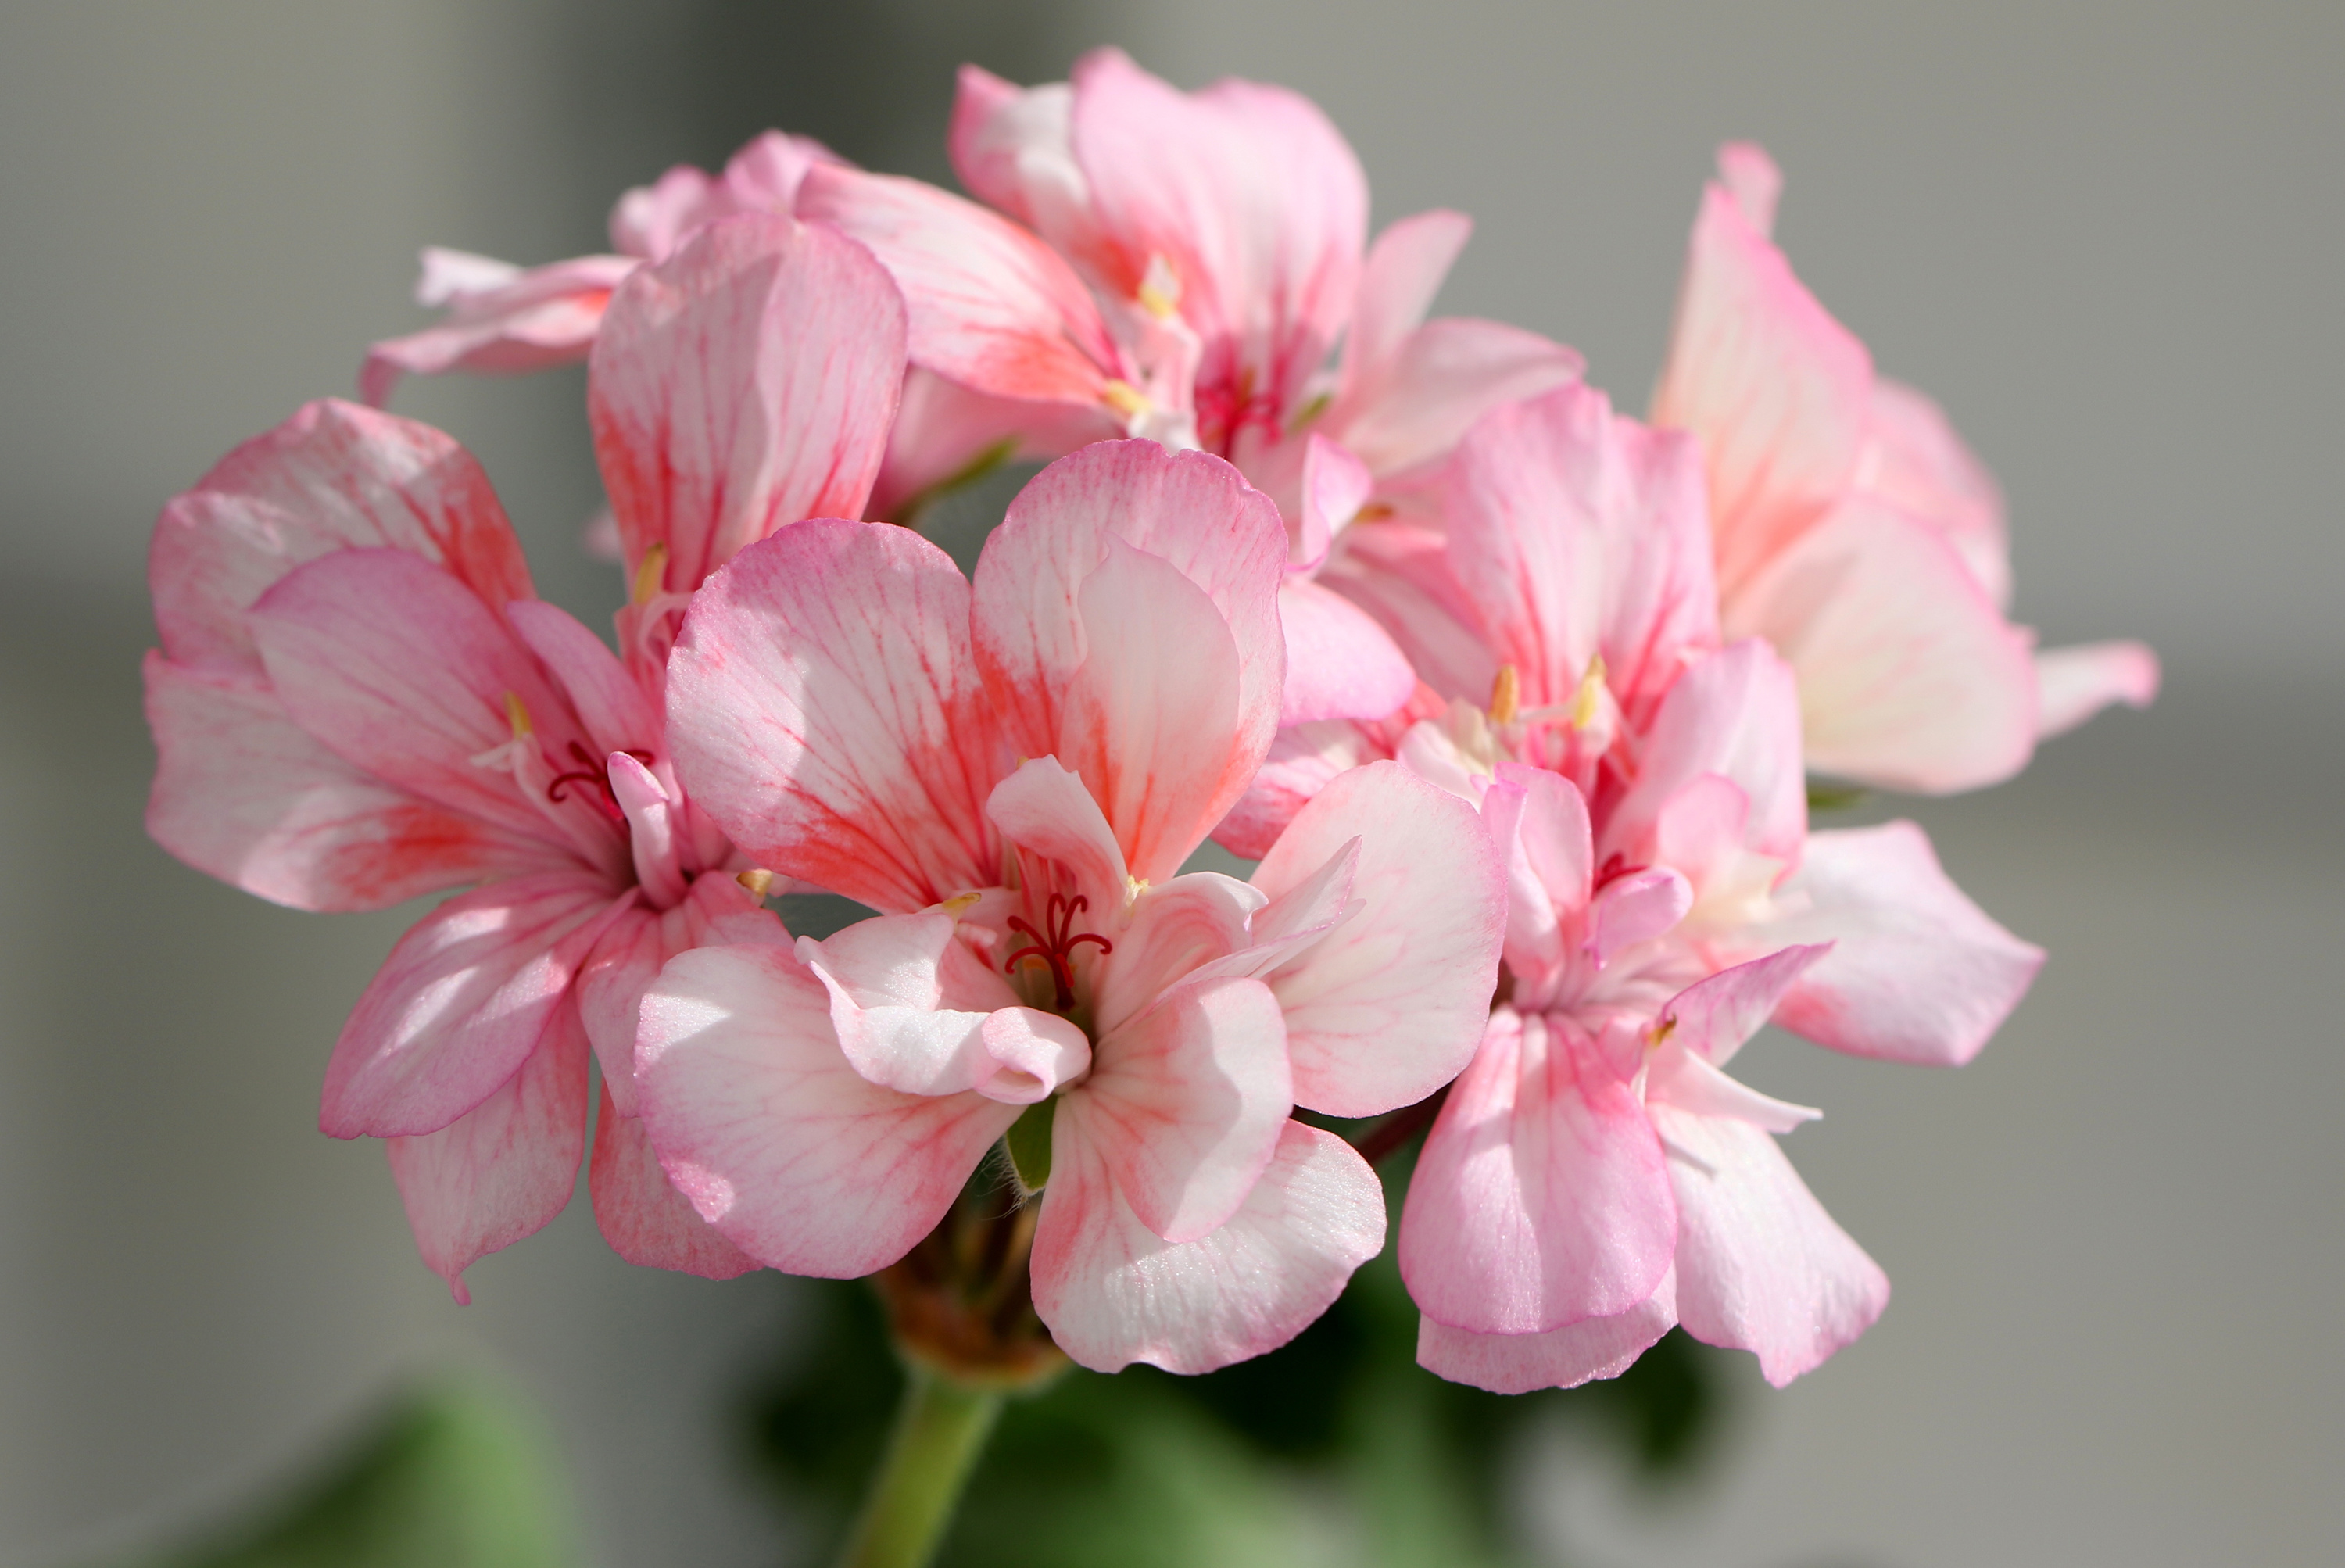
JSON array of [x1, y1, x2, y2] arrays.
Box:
[[109, 1375, 574, 1568]]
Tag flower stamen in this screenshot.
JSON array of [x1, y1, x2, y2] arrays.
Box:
[[1003, 893, 1113, 1011]]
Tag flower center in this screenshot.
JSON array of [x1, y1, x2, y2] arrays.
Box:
[[1002, 892, 1113, 1012], [544, 741, 654, 822]]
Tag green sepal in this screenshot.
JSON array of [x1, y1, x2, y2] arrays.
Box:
[[1805, 781, 1872, 811], [1005, 1097, 1057, 1194]]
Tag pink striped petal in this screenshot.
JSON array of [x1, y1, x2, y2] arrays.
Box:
[[1652, 156, 1872, 598], [2035, 639, 2161, 740], [320, 872, 624, 1137], [1401, 1010, 1674, 1334], [1031, 1119, 1383, 1374], [589, 213, 906, 592], [1857, 378, 2013, 609], [385, 999, 591, 1304], [1250, 761, 1505, 1117], [1078, 976, 1292, 1244], [506, 600, 661, 757], [1343, 209, 1472, 387], [589, 1085, 761, 1280], [1652, 943, 1833, 1069], [1208, 717, 1388, 861], [150, 399, 533, 674], [666, 519, 997, 913], [800, 911, 1025, 1097], [1755, 822, 2044, 1067], [1334, 316, 1585, 483], [1731, 498, 2037, 794], [1318, 519, 1498, 707], [1658, 1103, 1889, 1387], [1276, 576, 1416, 727], [635, 943, 1019, 1277], [575, 871, 779, 1114], [1417, 1270, 1678, 1394], [984, 754, 1132, 905], [1088, 874, 1266, 1041], [797, 164, 1120, 410], [1602, 639, 1806, 873], [144, 657, 563, 912], [1442, 382, 1717, 719], [360, 255, 632, 406]]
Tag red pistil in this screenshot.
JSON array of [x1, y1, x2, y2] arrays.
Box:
[[546, 742, 653, 822], [1594, 851, 1649, 892], [1003, 893, 1113, 1011]]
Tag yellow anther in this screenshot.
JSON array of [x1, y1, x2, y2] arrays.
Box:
[[940, 890, 983, 916], [1488, 664, 1521, 727], [1124, 875, 1150, 908], [1101, 379, 1150, 421], [631, 542, 670, 607], [1571, 655, 1609, 729], [1137, 255, 1180, 320], [1649, 1015, 1677, 1048], [736, 868, 776, 899], [503, 691, 532, 739]]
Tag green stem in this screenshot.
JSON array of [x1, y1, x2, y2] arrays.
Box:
[[833, 1366, 1004, 1568]]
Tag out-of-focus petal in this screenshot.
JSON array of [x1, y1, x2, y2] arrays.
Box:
[[1334, 317, 1584, 482], [589, 1084, 761, 1279], [360, 255, 635, 406], [1319, 520, 1496, 707], [949, 66, 1093, 245], [868, 368, 1118, 522], [1031, 1119, 1383, 1374], [1658, 1104, 1889, 1387], [589, 213, 907, 591], [144, 657, 564, 912], [1752, 822, 2044, 1067], [609, 130, 843, 260], [1343, 209, 1472, 387], [2034, 639, 2161, 739], [635, 943, 1019, 1276], [667, 519, 998, 914], [320, 873, 622, 1137], [150, 400, 533, 674], [385, 999, 591, 1304], [1731, 499, 2037, 794], [797, 165, 1120, 410], [1417, 1270, 1678, 1394], [1077, 976, 1292, 1244], [1276, 576, 1416, 727], [1249, 761, 1504, 1117], [1402, 1010, 1674, 1334], [1856, 378, 2011, 609]]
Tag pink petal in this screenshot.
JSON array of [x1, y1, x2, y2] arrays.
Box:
[[1078, 976, 1293, 1244], [1484, 764, 1595, 993], [868, 368, 1118, 521], [506, 600, 661, 757], [1331, 316, 1586, 482], [1730, 498, 2037, 794], [1030, 1119, 1384, 1374], [1209, 716, 1388, 861], [1249, 761, 1506, 1117], [575, 870, 781, 1114], [589, 1085, 761, 1280], [249, 549, 614, 858], [1856, 378, 2012, 609], [1291, 432, 1373, 568], [1756, 822, 2045, 1067], [150, 399, 532, 674], [1715, 142, 1782, 236], [634, 943, 1019, 1277], [974, 444, 1287, 881], [1585, 867, 1694, 968], [1276, 576, 1416, 726], [1401, 1010, 1674, 1334], [1651, 162, 1873, 598], [1652, 943, 1833, 1069], [798, 911, 1029, 1097], [2035, 639, 2161, 740], [796, 164, 1120, 410], [1068, 48, 1366, 427], [1090, 870, 1267, 1043], [1656, 1102, 1889, 1387], [1442, 382, 1717, 719], [1343, 209, 1473, 388], [1646, 1047, 1821, 1136], [666, 518, 997, 913], [589, 213, 907, 592], [1417, 1270, 1679, 1394], [609, 131, 843, 260], [320, 873, 624, 1137], [1603, 639, 1806, 872], [144, 657, 562, 912], [1318, 519, 1498, 707], [983, 754, 1133, 907], [384, 999, 591, 1304], [360, 255, 634, 406]]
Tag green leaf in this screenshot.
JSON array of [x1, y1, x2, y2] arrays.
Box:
[[109, 1376, 575, 1568], [1005, 1098, 1056, 1193]]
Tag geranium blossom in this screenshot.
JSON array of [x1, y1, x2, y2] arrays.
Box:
[[1221, 381, 2041, 1385], [358, 130, 843, 406], [801, 48, 1584, 724], [145, 213, 906, 1297], [1651, 143, 2158, 793], [633, 439, 1507, 1372]]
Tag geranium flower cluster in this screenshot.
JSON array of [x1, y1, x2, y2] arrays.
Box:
[[147, 51, 2153, 1391]]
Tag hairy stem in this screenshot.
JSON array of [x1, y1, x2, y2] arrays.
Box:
[[834, 1367, 1004, 1568]]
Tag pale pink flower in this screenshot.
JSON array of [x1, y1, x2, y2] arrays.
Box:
[[358, 130, 843, 406], [1652, 143, 2158, 793], [1228, 381, 2040, 1385], [146, 213, 904, 1298], [800, 48, 1583, 724], [634, 439, 1506, 1373]]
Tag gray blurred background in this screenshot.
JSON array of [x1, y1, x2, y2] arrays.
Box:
[[1, 2, 2336, 1565]]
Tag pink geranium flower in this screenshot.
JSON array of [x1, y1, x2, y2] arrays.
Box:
[[146, 213, 906, 1298], [800, 48, 1584, 725], [1652, 143, 2159, 793], [358, 130, 843, 406], [633, 439, 1507, 1373], [1224, 381, 2041, 1385]]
